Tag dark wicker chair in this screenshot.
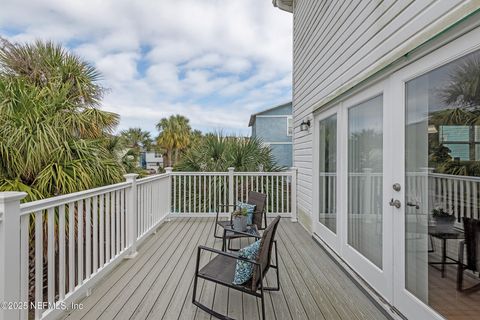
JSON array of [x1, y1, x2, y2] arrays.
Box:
[[193, 216, 281, 320], [214, 191, 268, 239], [457, 217, 480, 293]]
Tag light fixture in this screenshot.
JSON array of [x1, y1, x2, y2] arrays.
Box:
[[300, 120, 311, 132]]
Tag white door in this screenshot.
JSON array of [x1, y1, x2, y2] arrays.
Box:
[[392, 27, 480, 320], [339, 81, 395, 302]]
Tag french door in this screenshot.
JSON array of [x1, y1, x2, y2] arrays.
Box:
[[314, 81, 395, 301], [314, 26, 480, 320]]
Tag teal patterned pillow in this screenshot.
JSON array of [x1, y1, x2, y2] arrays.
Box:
[[236, 201, 256, 225], [232, 240, 261, 285]]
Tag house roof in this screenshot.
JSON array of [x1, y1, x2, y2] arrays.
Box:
[[248, 101, 292, 127], [272, 0, 293, 13]]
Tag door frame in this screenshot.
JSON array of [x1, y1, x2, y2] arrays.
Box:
[[391, 24, 480, 320]]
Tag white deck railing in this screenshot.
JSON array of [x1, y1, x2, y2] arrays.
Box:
[[0, 168, 297, 320]]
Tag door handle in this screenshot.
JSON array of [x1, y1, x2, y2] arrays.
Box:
[[389, 199, 401, 209], [406, 202, 420, 209]]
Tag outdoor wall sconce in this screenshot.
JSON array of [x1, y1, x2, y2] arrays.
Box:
[[300, 120, 311, 132]]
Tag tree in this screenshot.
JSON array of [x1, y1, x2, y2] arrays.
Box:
[[156, 115, 192, 166], [120, 127, 153, 152], [0, 38, 125, 200], [176, 132, 282, 172]]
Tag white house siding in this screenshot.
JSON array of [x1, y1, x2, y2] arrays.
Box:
[[291, 0, 477, 228]]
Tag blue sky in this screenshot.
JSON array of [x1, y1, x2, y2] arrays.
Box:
[[0, 0, 293, 136]]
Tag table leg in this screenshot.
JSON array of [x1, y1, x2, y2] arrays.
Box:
[[441, 238, 446, 278], [222, 230, 226, 252]]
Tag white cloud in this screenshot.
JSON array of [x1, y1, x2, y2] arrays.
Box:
[[0, 0, 292, 135]]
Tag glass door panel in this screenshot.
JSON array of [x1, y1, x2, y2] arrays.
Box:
[[319, 114, 337, 233], [348, 95, 383, 268], [405, 48, 480, 319]]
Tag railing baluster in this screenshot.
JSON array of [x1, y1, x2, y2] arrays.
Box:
[[99, 195, 105, 268], [120, 190, 124, 250], [116, 190, 120, 255], [194, 175, 197, 213], [47, 207, 55, 303], [20, 214, 29, 320], [281, 176, 284, 213], [59, 204, 66, 300], [110, 192, 115, 258], [214, 176, 217, 212], [35, 210, 43, 320], [85, 198, 91, 279], [203, 175, 207, 212], [105, 193, 110, 262], [68, 203, 75, 292], [189, 175, 192, 213], [93, 196, 98, 273], [77, 199, 84, 285]]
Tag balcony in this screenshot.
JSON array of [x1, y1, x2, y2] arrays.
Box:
[[0, 168, 389, 320]]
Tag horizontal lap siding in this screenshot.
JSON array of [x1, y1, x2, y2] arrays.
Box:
[[292, 0, 469, 217]]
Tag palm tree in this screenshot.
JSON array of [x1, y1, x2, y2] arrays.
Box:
[[0, 38, 125, 200], [120, 127, 153, 152], [156, 115, 192, 166], [176, 132, 282, 172]]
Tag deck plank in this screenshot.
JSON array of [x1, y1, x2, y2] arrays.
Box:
[[160, 218, 215, 320], [60, 218, 388, 320], [129, 219, 209, 320], [281, 220, 387, 320], [62, 218, 185, 320], [93, 218, 197, 320]]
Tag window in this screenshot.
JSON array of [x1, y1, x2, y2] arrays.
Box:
[[287, 117, 293, 136], [438, 125, 480, 160], [154, 152, 162, 158]]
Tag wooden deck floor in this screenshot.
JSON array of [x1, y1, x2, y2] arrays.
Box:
[[61, 218, 388, 320]]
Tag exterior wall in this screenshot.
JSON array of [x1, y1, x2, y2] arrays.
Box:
[[291, 0, 476, 221], [269, 143, 293, 167], [255, 117, 291, 143], [144, 151, 163, 171], [251, 102, 293, 167]]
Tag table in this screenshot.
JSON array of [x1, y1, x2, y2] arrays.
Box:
[[221, 224, 260, 252], [428, 226, 464, 278]]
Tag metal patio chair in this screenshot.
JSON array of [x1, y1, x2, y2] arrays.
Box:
[[457, 217, 480, 293], [214, 191, 268, 240], [193, 216, 281, 320]]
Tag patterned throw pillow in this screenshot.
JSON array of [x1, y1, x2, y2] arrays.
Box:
[[236, 201, 256, 225], [232, 240, 261, 285]]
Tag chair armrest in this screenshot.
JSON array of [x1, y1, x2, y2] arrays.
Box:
[[458, 240, 465, 264], [198, 245, 259, 266]]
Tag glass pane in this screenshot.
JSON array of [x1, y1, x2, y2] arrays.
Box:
[[348, 95, 383, 268], [318, 114, 337, 233], [405, 49, 480, 319]]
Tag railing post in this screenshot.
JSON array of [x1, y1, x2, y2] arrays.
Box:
[[124, 174, 139, 259], [228, 167, 235, 207], [0, 192, 27, 320], [165, 167, 173, 220], [290, 167, 298, 222]]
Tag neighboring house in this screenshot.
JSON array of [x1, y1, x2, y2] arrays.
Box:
[[273, 1, 480, 320], [249, 102, 293, 167], [142, 151, 164, 172]]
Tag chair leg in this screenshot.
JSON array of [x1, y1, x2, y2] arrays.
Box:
[[260, 287, 266, 320], [264, 241, 280, 291]]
